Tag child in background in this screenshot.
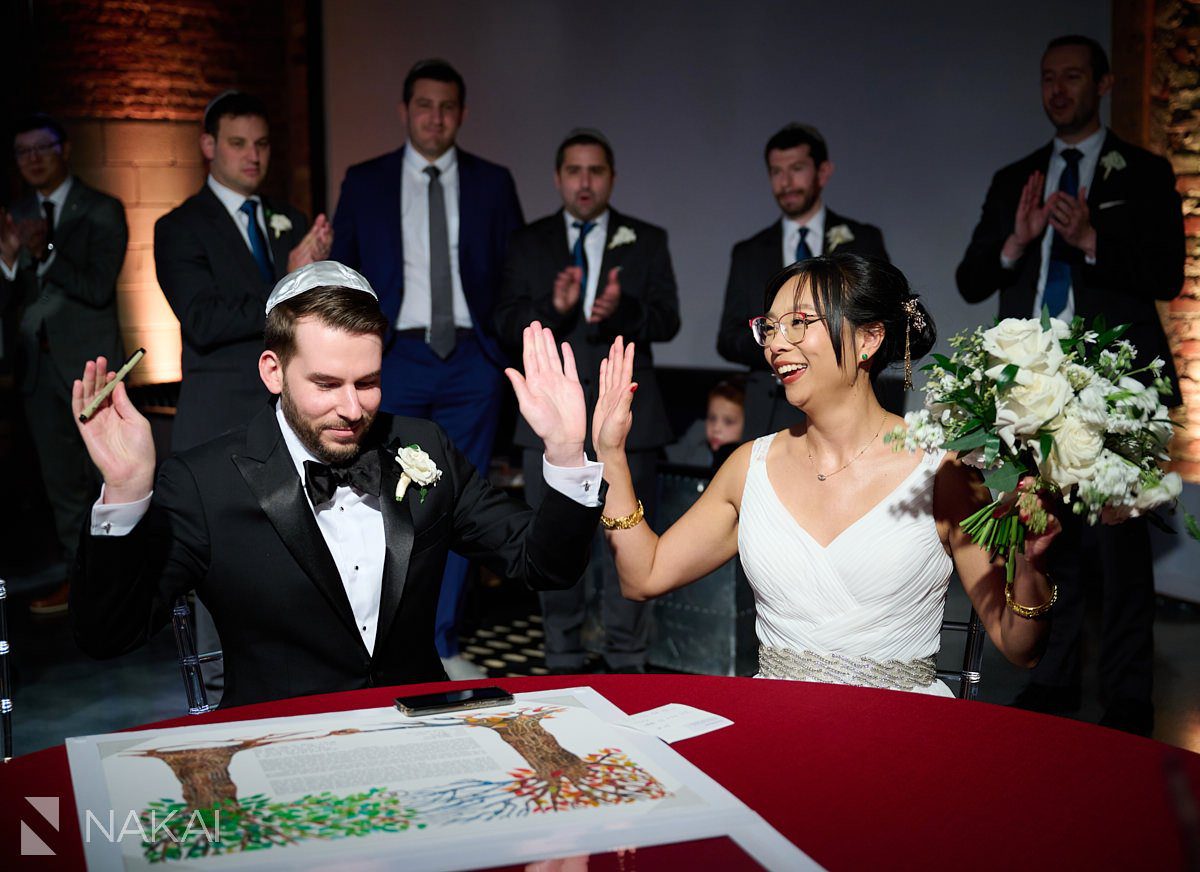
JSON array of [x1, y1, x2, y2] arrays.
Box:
[[665, 377, 746, 470]]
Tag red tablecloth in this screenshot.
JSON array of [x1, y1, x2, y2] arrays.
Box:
[[2, 674, 1198, 870]]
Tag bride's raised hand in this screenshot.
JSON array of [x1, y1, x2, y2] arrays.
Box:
[[592, 336, 636, 460]]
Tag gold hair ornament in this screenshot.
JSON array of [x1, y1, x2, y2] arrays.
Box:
[[901, 298, 927, 390]]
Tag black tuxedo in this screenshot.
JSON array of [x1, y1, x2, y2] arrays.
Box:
[[956, 130, 1183, 405], [495, 208, 680, 670], [717, 211, 889, 438], [956, 129, 1184, 722], [71, 407, 600, 708], [154, 186, 309, 451]]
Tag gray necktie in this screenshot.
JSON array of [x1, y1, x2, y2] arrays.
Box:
[[425, 165, 455, 359]]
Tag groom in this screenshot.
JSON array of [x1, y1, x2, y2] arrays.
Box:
[[70, 262, 605, 708]]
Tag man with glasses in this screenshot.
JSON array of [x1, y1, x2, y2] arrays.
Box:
[[717, 123, 889, 439], [0, 114, 127, 614]]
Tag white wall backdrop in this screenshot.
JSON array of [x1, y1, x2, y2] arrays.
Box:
[[322, 0, 1109, 372]]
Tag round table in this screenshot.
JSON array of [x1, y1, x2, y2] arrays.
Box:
[[2, 674, 1197, 870]]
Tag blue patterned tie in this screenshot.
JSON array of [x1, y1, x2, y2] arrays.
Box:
[[572, 220, 596, 296], [794, 226, 812, 263], [1042, 148, 1083, 317], [239, 199, 274, 284]]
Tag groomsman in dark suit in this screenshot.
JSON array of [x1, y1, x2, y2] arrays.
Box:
[[956, 35, 1184, 735], [155, 91, 332, 454], [155, 91, 331, 696], [0, 114, 127, 614], [496, 129, 680, 673], [331, 60, 524, 680], [717, 124, 889, 439]]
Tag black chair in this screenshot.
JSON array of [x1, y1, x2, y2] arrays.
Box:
[[0, 578, 12, 759], [936, 608, 985, 700], [170, 595, 222, 715]]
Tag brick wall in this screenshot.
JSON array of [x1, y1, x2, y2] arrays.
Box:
[[14, 0, 307, 385], [1153, 0, 1200, 481]]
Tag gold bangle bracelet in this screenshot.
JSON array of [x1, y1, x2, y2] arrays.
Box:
[[1005, 577, 1057, 619], [600, 499, 644, 530]]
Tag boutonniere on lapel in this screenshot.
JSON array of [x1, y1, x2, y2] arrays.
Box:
[[826, 224, 855, 252], [1099, 151, 1126, 181], [394, 444, 443, 503], [608, 226, 637, 250], [267, 211, 293, 239]]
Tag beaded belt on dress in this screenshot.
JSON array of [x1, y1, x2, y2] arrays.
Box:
[[758, 646, 937, 690]]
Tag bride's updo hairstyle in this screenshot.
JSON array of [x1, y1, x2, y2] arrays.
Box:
[[762, 253, 936, 382]]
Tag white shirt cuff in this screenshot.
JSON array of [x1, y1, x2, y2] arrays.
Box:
[[1084, 253, 1096, 266], [91, 485, 152, 536], [999, 252, 1018, 271], [0, 257, 17, 281], [542, 456, 604, 507], [36, 250, 56, 276]]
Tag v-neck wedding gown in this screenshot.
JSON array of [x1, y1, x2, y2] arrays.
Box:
[[739, 433, 955, 697]]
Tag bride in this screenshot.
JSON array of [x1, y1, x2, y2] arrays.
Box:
[[587, 254, 1060, 696]]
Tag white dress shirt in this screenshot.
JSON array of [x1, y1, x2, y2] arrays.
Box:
[[397, 145, 472, 331], [999, 127, 1105, 320], [781, 204, 826, 267], [91, 407, 605, 655], [206, 174, 273, 263], [1, 175, 73, 281], [563, 209, 609, 318]]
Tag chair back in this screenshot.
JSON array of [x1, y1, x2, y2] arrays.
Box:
[[936, 608, 985, 700], [171, 595, 222, 715], [0, 579, 12, 759]]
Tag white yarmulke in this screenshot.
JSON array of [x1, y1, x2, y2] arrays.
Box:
[[265, 261, 379, 314]]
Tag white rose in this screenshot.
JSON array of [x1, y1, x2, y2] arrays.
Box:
[[981, 318, 1065, 373], [1133, 472, 1182, 511], [1074, 383, 1110, 427], [396, 445, 442, 486], [994, 370, 1072, 448], [1043, 408, 1104, 489]]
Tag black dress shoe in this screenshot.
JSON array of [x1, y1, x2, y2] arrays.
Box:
[[1011, 683, 1082, 714], [1099, 699, 1154, 737]]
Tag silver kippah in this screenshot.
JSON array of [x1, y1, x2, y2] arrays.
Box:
[[265, 261, 378, 314]]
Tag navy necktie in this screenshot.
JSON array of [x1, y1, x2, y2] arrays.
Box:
[[239, 199, 274, 284], [425, 165, 456, 359], [794, 226, 812, 263], [1042, 148, 1083, 317], [572, 220, 597, 298]]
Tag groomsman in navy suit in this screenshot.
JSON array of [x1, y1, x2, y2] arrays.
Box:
[[957, 35, 1184, 736], [331, 59, 524, 679]]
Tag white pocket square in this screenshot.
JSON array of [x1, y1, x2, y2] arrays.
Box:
[[1098, 200, 1126, 210]]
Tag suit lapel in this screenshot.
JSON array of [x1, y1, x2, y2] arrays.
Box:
[[1087, 130, 1122, 211], [261, 197, 292, 281], [374, 438, 415, 653], [197, 186, 270, 290], [595, 208, 626, 291], [53, 180, 89, 243], [232, 407, 368, 653]]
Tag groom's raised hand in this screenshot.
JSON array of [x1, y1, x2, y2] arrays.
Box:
[[504, 321, 586, 467], [72, 356, 156, 504]]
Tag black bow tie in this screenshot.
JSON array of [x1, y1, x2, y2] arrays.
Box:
[[303, 451, 381, 506]]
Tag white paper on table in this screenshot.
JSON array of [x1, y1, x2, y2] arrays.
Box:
[[624, 703, 734, 743]]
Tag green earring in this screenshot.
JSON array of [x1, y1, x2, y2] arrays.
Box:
[[861, 353, 869, 361]]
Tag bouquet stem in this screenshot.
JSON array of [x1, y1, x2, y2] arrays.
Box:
[[961, 499, 1023, 584]]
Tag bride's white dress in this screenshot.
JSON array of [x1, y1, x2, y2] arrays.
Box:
[[739, 433, 955, 697]]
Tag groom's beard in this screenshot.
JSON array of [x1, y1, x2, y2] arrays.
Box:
[[280, 384, 375, 465]]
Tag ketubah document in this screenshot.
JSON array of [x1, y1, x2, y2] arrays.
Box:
[[66, 686, 818, 871]]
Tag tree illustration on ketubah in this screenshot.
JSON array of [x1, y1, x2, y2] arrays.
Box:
[[129, 706, 669, 862]]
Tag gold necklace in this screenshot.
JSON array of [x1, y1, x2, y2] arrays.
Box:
[[806, 414, 887, 482]]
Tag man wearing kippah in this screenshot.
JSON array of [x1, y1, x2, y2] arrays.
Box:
[[331, 60, 524, 680], [496, 129, 680, 675], [956, 35, 1184, 736], [69, 262, 604, 708], [717, 123, 890, 440]]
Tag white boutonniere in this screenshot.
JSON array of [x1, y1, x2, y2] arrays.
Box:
[[394, 444, 442, 503], [268, 212, 293, 239], [826, 224, 855, 252], [1099, 151, 1126, 181], [608, 226, 637, 250]]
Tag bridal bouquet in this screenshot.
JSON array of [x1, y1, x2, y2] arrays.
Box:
[[888, 312, 1182, 579]]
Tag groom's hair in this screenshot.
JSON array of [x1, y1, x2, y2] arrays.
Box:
[[1045, 35, 1109, 81], [265, 287, 388, 367], [203, 91, 269, 137], [403, 58, 466, 106], [764, 123, 828, 167]]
